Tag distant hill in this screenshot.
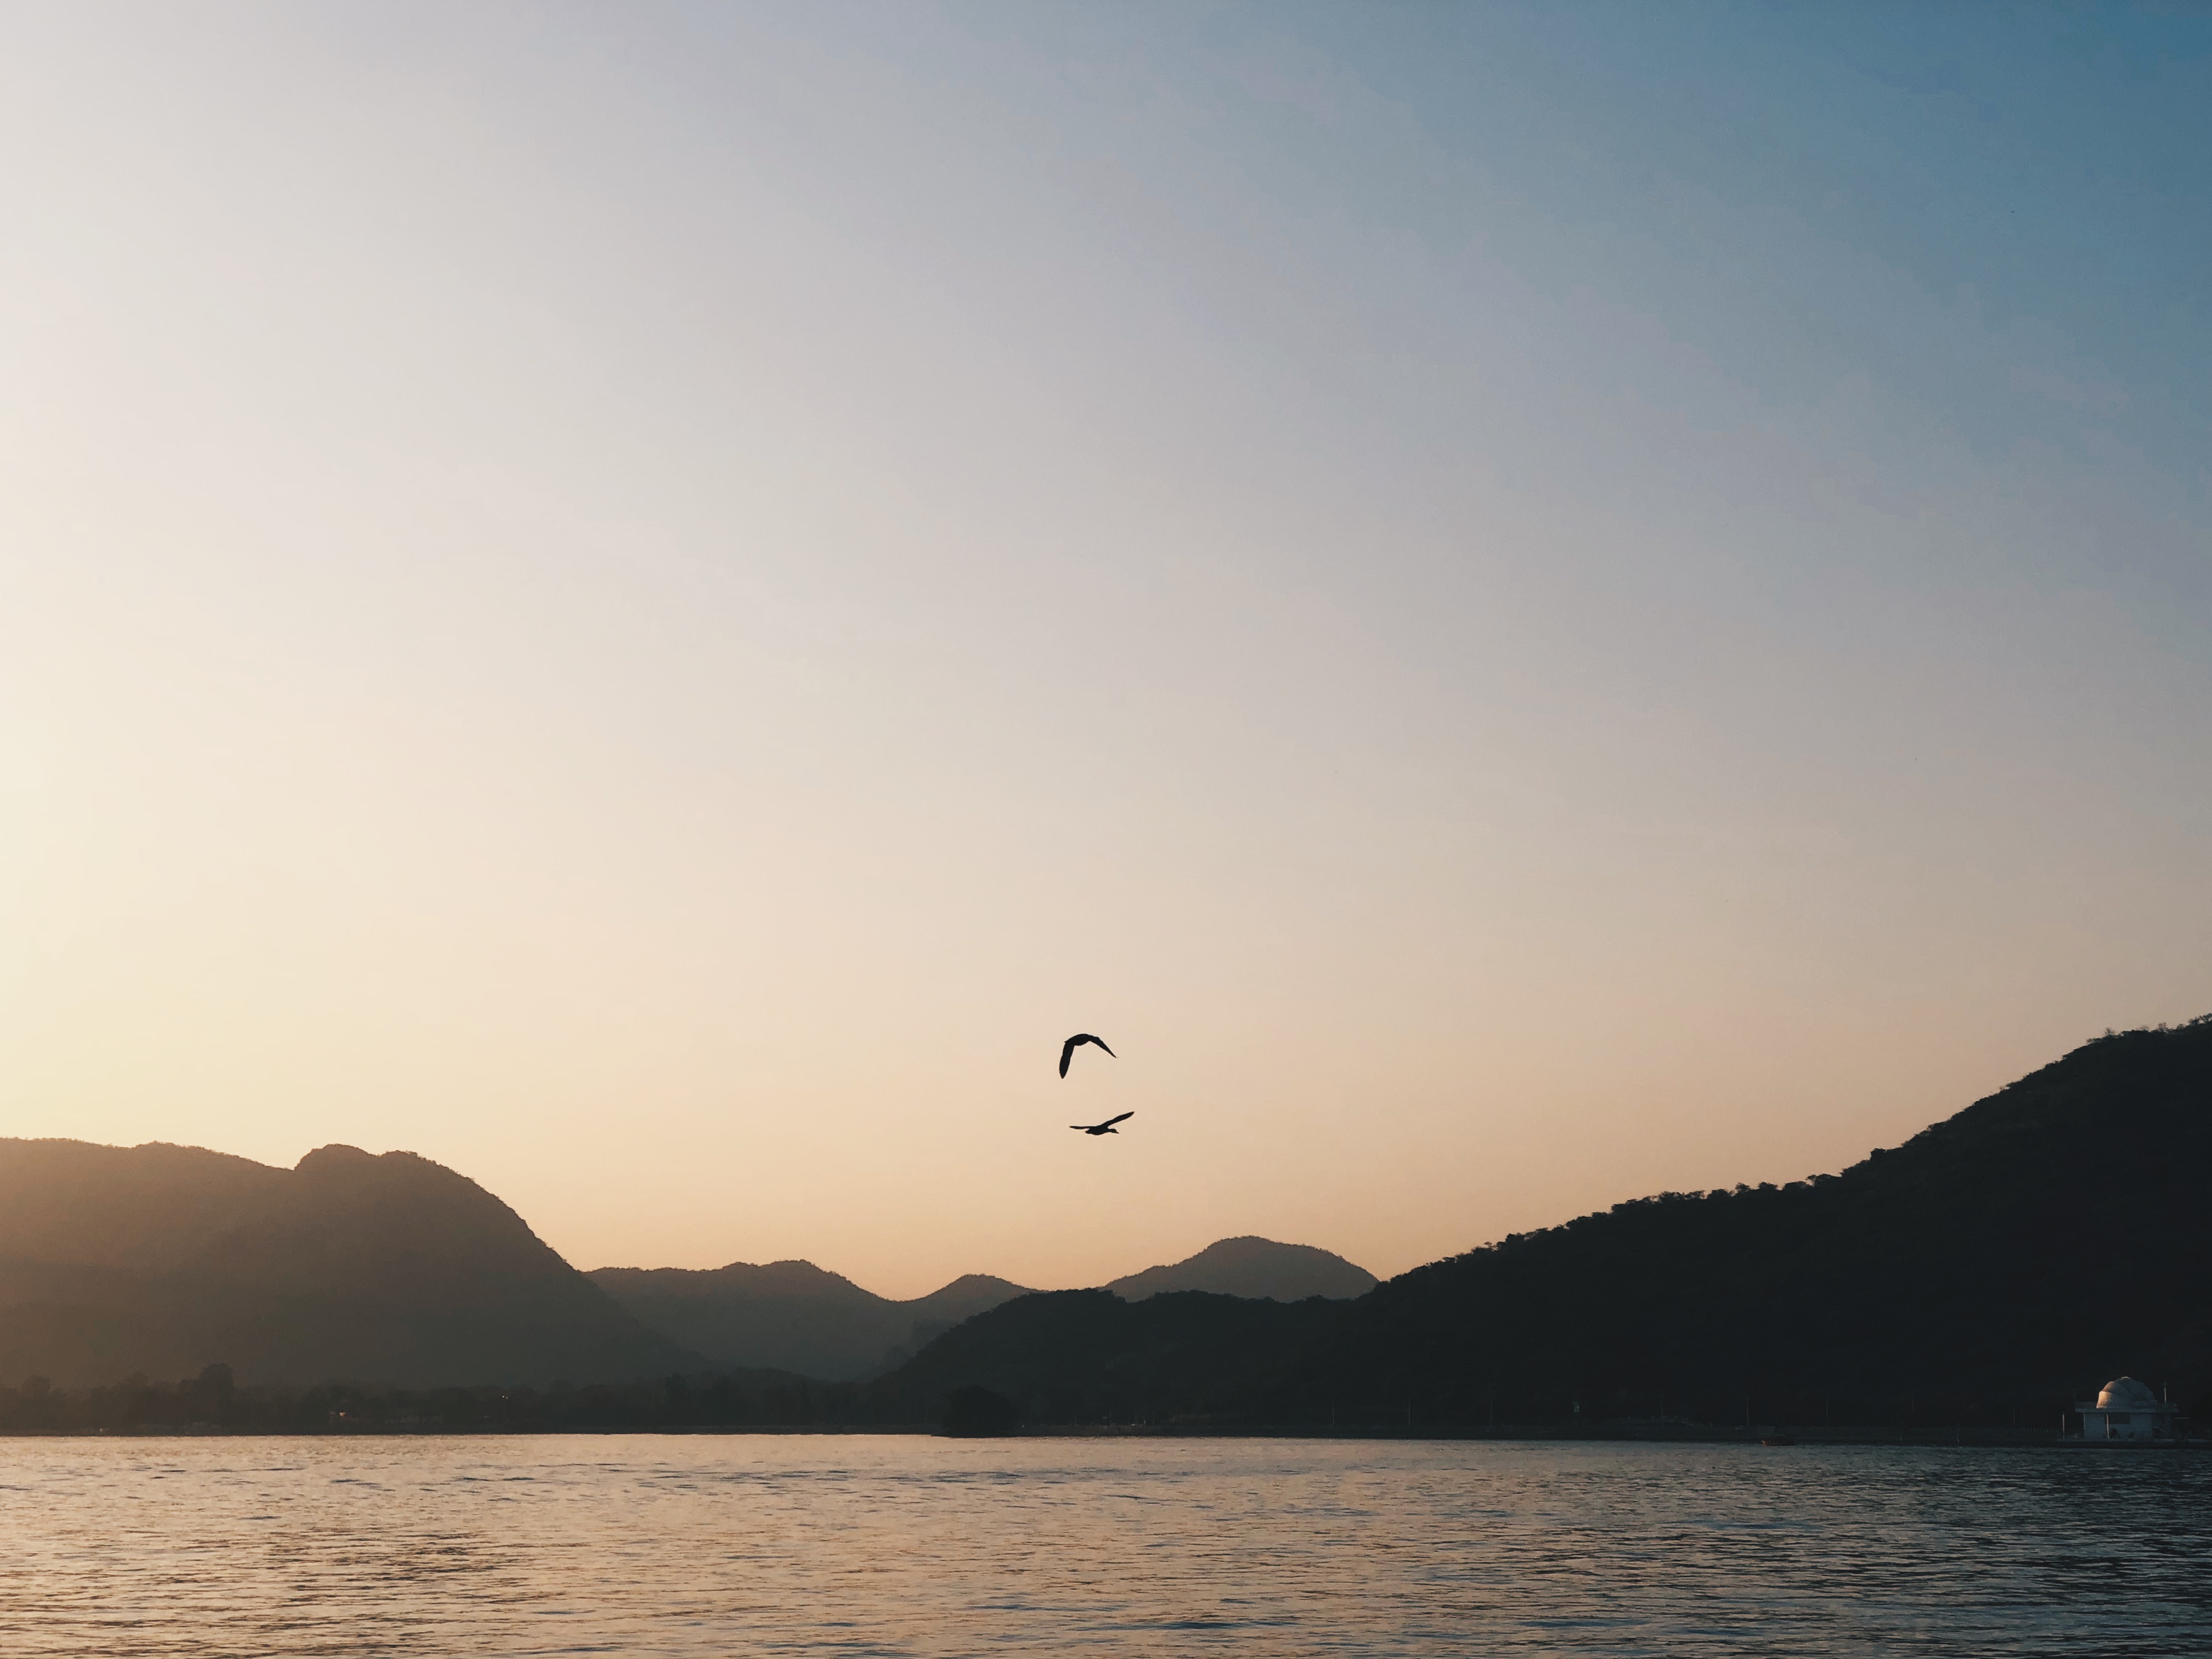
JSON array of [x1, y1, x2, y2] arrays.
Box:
[[873, 1288, 1341, 1425], [874, 1020, 2212, 1427], [1106, 1237, 1376, 1302], [590, 1238, 1374, 1379], [588, 1261, 1031, 1380], [0, 1140, 698, 1388]]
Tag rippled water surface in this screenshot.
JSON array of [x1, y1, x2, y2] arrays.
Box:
[[2, 1435, 2205, 1655]]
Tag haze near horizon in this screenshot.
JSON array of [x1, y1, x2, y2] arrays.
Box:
[[4, 3, 2207, 1298]]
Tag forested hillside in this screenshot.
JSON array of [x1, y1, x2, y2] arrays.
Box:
[[875, 1020, 2212, 1427]]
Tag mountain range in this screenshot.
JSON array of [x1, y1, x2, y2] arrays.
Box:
[[0, 1133, 1375, 1387], [7, 1019, 2205, 1424], [585, 1237, 1377, 1380], [874, 1019, 2212, 1427]]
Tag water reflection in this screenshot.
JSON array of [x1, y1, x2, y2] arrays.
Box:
[[1, 1437, 2204, 1656]]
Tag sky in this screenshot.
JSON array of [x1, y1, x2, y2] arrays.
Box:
[[3, 2, 2208, 1297]]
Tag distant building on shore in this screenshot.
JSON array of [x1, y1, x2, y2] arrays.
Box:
[[2069, 1376, 2180, 1441]]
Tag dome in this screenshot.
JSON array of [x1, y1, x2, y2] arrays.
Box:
[[2096, 1376, 2158, 1410]]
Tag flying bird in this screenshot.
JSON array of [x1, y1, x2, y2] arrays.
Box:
[[1058, 1033, 1115, 1078], [1071, 1111, 1135, 1137]]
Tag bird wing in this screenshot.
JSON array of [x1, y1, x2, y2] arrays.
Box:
[[1061, 1034, 1117, 1075], [1104, 1111, 1135, 1127]]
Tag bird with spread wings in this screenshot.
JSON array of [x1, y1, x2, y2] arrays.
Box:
[[1058, 1032, 1114, 1077], [1070, 1111, 1135, 1136]]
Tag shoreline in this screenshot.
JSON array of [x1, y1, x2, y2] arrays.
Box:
[[5, 1423, 2200, 1448]]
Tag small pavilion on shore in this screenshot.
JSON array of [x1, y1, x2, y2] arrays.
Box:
[[2069, 1376, 2181, 1441]]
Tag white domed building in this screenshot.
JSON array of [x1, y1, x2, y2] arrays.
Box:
[[2070, 1376, 2180, 1441]]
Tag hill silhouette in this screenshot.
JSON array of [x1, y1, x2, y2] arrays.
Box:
[[873, 1288, 1341, 1425], [0, 1140, 698, 1387], [13, 1020, 2205, 1424], [589, 1238, 1374, 1378], [1106, 1237, 1376, 1302], [876, 1020, 2212, 1427], [587, 1261, 1030, 1381]]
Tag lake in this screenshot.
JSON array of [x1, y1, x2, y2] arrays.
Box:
[[2, 1435, 2204, 1655]]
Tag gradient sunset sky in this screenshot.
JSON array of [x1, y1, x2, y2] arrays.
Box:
[[4, 3, 2208, 1296]]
